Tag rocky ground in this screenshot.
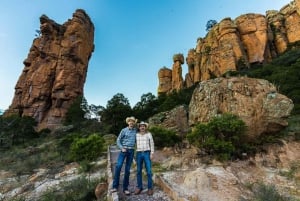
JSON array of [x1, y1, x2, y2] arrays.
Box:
[[1, 137, 300, 201], [0, 160, 107, 201], [154, 140, 300, 201]]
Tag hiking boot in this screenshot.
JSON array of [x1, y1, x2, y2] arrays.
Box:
[[147, 189, 153, 196], [134, 188, 142, 195]]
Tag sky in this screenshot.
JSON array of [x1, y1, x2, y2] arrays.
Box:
[[0, 0, 292, 110]]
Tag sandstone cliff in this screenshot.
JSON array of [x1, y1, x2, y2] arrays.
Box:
[[4, 9, 94, 130], [158, 0, 300, 94]]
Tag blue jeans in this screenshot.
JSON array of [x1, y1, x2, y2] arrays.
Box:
[[136, 151, 153, 190], [112, 149, 134, 191]]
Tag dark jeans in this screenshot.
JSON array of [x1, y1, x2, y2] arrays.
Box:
[[136, 151, 153, 190], [112, 149, 134, 191]]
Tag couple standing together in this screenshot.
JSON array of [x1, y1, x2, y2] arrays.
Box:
[[111, 116, 155, 196]]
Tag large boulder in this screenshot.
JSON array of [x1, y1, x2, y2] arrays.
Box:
[[189, 77, 294, 140]]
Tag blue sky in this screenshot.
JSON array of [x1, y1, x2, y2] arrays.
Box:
[[0, 0, 291, 110]]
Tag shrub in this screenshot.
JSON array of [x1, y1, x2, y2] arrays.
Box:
[[149, 126, 181, 148], [247, 182, 297, 201], [0, 115, 38, 146], [7, 196, 26, 201], [187, 113, 246, 161], [70, 134, 105, 162], [40, 176, 99, 201]]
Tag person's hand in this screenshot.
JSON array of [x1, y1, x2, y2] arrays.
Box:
[[150, 153, 153, 160], [121, 148, 126, 152]]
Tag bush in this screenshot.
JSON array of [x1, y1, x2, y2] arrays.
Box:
[[187, 113, 246, 161], [149, 126, 181, 148], [0, 115, 38, 146], [70, 134, 105, 162], [246, 182, 297, 201], [40, 176, 99, 201]]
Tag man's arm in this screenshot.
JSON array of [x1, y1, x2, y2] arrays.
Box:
[[116, 129, 124, 149]]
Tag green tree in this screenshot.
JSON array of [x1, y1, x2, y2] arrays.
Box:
[[64, 96, 87, 126], [0, 115, 37, 146], [99, 93, 133, 134], [206, 19, 217, 32], [157, 85, 196, 113], [133, 92, 158, 121]]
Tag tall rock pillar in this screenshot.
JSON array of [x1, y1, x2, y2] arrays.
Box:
[[4, 9, 95, 130]]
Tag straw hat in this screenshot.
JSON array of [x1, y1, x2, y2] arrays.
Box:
[[125, 116, 137, 124], [138, 121, 149, 128]]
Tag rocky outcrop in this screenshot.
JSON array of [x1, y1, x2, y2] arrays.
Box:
[[188, 77, 294, 140], [148, 105, 189, 135], [157, 54, 184, 94], [158, 67, 172, 95], [171, 54, 184, 92], [158, 0, 300, 94], [4, 9, 94, 130]]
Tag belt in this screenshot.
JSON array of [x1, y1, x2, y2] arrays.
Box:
[[137, 150, 150, 153], [123, 146, 134, 149]]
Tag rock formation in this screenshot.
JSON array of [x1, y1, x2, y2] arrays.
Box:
[[188, 77, 294, 140], [4, 9, 94, 130], [158, 0, 300, 94], [157, 67, 172, 95], [148, 105, 189, 135], [171, 54, 184, 92], [157, 54, 184, 94]]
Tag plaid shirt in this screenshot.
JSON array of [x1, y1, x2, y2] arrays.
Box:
[[136, 132, 154, 154]]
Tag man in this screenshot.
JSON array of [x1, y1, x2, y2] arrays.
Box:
[[134, 121, 155, 196], [111, 116, 137, 196]]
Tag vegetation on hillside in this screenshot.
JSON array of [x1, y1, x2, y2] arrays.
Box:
[[240, 46, 300, 115], [0, 97, 108, 201]]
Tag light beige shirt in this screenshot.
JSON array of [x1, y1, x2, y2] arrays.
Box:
[[136, 132, 154, 154]]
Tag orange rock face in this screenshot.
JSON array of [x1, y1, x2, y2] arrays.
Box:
[[235, 14, 268, 63], [158, 67, 172, 95], [172, 54, 184, 92], [4, 9, 94, 130], [158, 0, 300, 95]]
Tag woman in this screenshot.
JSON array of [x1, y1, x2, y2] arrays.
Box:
[[134, 121, 155, 196]]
